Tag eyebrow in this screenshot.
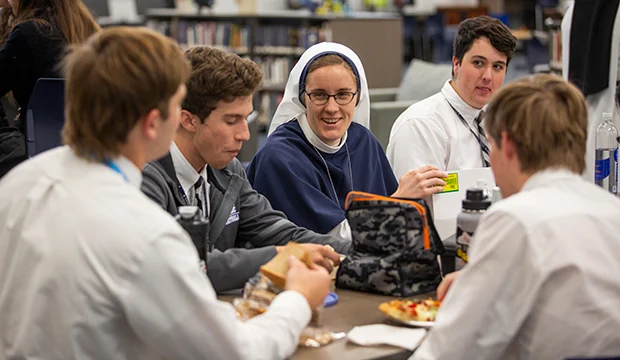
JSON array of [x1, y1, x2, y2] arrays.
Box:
[[471, 55, 507, 66], [224, 112, 252, 119], [308, 87, 355, 92]]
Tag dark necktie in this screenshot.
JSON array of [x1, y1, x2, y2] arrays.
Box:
[[476, 111, 491, 167], [193, 176, 205, 216]]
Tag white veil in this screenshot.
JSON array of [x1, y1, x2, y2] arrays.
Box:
[[267, 42, 371, 135]]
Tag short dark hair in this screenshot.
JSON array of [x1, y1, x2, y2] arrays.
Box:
[[453, 15, 517, 66], [183, 46, 263, 122]]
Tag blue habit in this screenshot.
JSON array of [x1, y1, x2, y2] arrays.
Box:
[[247, 120, 399, 235]]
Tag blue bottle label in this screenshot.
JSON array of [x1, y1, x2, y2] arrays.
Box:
[[595, 158, 611, 181]]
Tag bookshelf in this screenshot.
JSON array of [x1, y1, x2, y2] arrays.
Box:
[[145, 9, 403, 162]]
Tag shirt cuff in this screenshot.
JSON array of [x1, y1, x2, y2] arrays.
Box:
[[268, 290, 312, 331]]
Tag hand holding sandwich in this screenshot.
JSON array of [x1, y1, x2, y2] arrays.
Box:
[[285, 257, 331, 310], [276, 243, 341, 273], [261, 243, 333, 311]]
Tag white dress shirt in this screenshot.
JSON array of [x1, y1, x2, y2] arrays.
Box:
[[387, 80, 485, 178], [412, 169, 620, 360], [0, 146, 311, 360], [170, 141, 210, 215]]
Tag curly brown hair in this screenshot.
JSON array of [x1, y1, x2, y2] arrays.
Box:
[[183, 46, 263, 122]]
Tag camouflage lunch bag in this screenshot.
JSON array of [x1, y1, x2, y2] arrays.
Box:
[[335, 191, 444, 297]]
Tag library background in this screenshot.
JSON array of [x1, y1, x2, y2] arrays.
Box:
[[84, 0, 568, 162]]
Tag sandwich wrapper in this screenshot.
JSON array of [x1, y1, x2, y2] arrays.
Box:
[[347, 324, 427, 351]]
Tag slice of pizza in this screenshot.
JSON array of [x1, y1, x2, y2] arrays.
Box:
[[379, 298, 441, 322]]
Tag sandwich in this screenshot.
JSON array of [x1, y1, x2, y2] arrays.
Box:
[[259, 242, 313, 288]]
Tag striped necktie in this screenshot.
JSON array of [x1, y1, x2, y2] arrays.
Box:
[[476, 111, 491, 167], [193, 176, 206, 216]]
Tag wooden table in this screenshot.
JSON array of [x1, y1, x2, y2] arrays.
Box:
[[222, 289, 434, 360]]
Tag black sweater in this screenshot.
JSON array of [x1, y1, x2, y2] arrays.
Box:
[[0, 19, 65, 129]]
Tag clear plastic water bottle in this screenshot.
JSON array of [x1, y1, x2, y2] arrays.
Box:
[[455, 188, 491, 270], [595, 112, 619, 194], [175, 206, 210, 273]]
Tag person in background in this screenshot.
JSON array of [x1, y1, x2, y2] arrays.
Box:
[[387, 16, 517, 177], [411, 74, 620, 360], [142, 46, 345, 293], [0, 0, 99, 176], [247, 42, 447, 241], [0, 0, 99, 129], [0, 27, 331, 360]]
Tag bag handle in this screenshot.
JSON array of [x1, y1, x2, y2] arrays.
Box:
[[345, 191, 431, 250]]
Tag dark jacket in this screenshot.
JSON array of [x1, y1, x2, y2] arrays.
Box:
[[0, 19, 65, 129], [141, 153, 351, 293]]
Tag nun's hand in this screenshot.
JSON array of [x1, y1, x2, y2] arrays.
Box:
[[392, 165, 448, 199]]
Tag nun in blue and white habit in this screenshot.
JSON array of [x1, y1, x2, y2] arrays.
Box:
[[247, 42, 445, 240]]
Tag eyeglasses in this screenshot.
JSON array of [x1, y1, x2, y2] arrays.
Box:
[[303, 90, 357, 106]]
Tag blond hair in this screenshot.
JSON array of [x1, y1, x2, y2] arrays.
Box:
[[62, 27, 190, 161], [484, 74, 588, 174]]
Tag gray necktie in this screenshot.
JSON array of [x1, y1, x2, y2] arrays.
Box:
[[476, 111, 491, 167]]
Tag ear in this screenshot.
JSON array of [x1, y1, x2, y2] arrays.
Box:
[[141, 108, 161, 141], [500, 131, 517, 161], [452, 56, 460, 79], [179, 110, 199, 133]]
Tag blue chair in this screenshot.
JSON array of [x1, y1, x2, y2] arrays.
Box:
[[25, 78, 65, 157]]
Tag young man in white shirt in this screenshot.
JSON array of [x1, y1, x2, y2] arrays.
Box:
[[0, 27, 331, 360], [411, 74, 620, 359], [387, 16, 517, 177], [141, 46, 345, 293]]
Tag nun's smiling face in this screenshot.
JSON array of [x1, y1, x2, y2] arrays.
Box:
[[303, 64, 358, 146]]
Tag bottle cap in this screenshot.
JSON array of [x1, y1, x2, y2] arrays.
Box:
[[462, 188, 491, 211], [178, 206, 199, 219], [603, 112, 613, 122]]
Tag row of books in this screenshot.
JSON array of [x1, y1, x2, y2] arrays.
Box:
[[254, 56, 295, 91], [147, 20, 250, 52], [147, 20, 332, 56], [253, 25, 332, 52], [257, 91, 284, 128]]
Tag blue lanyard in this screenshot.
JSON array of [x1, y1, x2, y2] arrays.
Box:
[[104, 159, 129, 182], [177, 181, 208, 216]]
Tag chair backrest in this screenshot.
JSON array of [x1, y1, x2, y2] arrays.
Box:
[[396, 59, 452, 102], [25, 78, 65, 157]]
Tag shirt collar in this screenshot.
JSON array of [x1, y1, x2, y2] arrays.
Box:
[[169, 141, 207, 195], [110, 155, 143, 189], [440, 80, 485, 126], [298, 114, 348, 154], [521, 167, 580, 192]]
